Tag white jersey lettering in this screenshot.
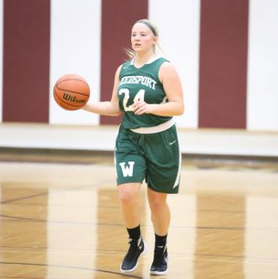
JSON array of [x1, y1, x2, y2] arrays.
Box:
[[120, 75, 157, 90]]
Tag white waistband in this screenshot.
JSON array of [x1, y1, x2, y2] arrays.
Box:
[[130, 118, 175, 134]]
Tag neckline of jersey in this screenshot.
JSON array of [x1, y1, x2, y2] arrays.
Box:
[[131, 56, 161, 69]]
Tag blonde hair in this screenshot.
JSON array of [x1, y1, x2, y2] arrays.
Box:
[[126, 19, 162, 59], [136, 19, 158, 37]]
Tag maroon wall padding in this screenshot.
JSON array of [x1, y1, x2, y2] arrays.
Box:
[[100, 0, 148, 125], [198, 0, 249, 129], [3, 0, 50, 123]]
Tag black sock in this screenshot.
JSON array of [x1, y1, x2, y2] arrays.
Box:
[[127, 225, 141, 241], [155, 233, 167, 249]]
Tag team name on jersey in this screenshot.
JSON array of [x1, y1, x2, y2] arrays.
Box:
[[120, 75, 157, 90]]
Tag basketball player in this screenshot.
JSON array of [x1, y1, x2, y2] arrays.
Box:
[[82, 19, 184, 275]]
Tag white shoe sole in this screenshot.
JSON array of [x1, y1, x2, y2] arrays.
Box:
[[150, 268, 168, 276]]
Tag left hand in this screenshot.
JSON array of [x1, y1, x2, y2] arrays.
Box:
[[132, 101, 153, 115]]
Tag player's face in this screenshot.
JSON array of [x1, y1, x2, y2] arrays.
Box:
[[131, 23, 157, 53]]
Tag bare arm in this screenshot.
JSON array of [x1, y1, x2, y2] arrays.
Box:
[[132, 62, 184, 116], [82, 66, 122, 116]]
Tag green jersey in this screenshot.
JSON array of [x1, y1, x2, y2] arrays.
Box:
[[118, 57, 172, 129]]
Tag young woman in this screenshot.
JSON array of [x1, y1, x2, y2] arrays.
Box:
[[82, 19, 184, 275]]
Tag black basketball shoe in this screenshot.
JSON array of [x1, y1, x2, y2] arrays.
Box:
[[120, 237, 147, 273], [150, 246, 168, 275]]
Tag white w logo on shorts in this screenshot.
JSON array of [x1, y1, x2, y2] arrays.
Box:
[[119, 161, 135, 177]]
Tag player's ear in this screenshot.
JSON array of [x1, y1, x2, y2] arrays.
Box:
[[152, 36, 158, 46]]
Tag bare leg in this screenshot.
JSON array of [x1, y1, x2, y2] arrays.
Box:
[[118, 183, 146, 273], [147, 187, 170, 236], [118, 183, 141, 228], [148, 187, 170, 275]]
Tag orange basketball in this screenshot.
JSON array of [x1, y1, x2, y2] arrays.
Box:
[[53, 74, 90, 110]]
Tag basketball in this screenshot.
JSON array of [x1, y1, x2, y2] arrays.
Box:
[[53, 74, 90, 110]]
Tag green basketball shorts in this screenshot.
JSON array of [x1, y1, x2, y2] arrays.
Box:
[[114, 122, 181, 194]]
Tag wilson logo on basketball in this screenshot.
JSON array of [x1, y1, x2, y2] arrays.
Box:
[[63, 93, 86, 104]]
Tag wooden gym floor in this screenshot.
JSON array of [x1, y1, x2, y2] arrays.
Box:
[[0, 152, 277, 279]]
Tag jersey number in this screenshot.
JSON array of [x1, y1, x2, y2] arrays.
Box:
[[119, 89, 145, 111]]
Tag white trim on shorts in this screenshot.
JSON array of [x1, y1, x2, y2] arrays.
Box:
[[130, 118, 175, 134], [173, 146, 182, 189]]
